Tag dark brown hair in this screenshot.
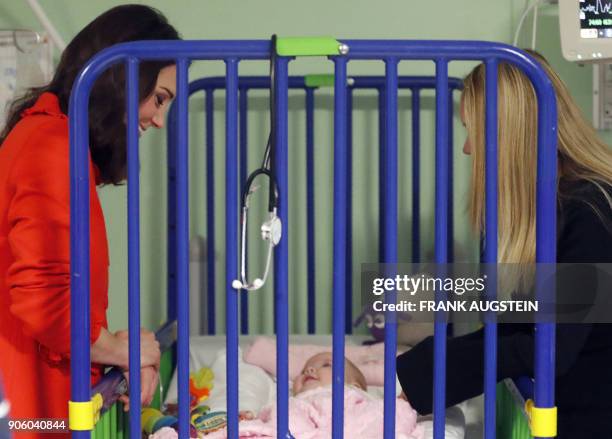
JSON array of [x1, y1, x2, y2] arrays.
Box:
[[0, 4, 180, 184]]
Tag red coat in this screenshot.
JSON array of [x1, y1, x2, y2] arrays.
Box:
[[0, 93, 109, 437]]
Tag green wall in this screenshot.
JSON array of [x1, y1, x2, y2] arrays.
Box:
[[0, 1, 603, 333]]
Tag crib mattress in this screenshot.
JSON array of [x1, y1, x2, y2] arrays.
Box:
[[164, 334, 466, 439]]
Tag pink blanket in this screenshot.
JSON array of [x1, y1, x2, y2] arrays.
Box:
[[243, 337, 388, 386], [206, 386, 424, 439]]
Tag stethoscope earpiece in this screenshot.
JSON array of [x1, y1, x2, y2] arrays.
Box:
[[231, 278, 263, 290]]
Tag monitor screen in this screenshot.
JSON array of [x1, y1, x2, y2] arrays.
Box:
[[560, 0, 612, 61], [580, 0, 612, 39]]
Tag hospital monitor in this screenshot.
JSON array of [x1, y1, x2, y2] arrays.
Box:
[[560, 0, 612, 62]]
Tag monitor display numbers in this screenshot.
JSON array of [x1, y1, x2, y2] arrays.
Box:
[[581, 0, 612, 38]]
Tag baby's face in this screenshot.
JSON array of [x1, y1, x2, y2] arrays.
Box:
[[292, 352, 363, 395]]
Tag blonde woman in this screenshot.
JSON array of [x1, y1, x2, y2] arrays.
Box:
[[397, 51, 612, 439]]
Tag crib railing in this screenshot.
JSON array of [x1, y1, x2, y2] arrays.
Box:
[[166, 74, 463, 337], [69, 39, 558, 439], [91, 321, 177, 414]]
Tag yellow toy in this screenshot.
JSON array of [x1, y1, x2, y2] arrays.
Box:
[[189, 367, 214, 407]]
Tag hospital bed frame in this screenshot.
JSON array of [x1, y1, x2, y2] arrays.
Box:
[[68, 39, 557, 439]]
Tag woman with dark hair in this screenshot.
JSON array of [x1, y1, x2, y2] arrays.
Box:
[[0, 4, 180, 428]]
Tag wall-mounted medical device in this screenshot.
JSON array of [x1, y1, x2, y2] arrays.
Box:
[[559, 1, 612, 129], [560, 0, 612, 62]]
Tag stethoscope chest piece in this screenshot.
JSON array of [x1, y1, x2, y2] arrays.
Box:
[[261, 212, 282, 246]]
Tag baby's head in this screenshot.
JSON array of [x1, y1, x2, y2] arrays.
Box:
[[292, 352, 367, 395]]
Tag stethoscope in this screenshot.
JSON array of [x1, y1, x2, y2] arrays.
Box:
[[231, 35, 281, 291]]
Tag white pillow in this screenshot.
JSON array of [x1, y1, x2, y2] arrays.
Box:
[[164, 346, 275, 414], [205, 348, 275, 413]]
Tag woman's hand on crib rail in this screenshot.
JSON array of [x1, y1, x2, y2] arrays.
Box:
[[118, 365, 159, 411], [91, 328, 161, 370], [114, 329, 161, 369], [91, 328, 161, 411]]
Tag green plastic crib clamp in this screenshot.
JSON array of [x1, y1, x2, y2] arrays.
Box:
[[496, 380, 533, 439], [304, 74, 335, 88], [275, 37, 346, 57]]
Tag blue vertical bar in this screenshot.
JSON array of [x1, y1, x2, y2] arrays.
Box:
[[345, 89, 353, 334], [433, 59, 449, 439], [126, 58, 141, 438], [274, 56, 291, 439], [534, 62, 558, 439], [176, 58, 190, 439], [411, 89, 420, 263], [383, 58, 399, 439], [167, 104, 177, 322], [378, 88, 386, 262], [447, 87, 455, 338], [305, 88, 316, 335], [447, 88, 454, 263], [239, 88, 249, 335], [483, 58, 499, 439], [225, 59, 240, 439], [332, 58, 348, 439], [205, 89, 216, 335], [69, 47, 92, 439]]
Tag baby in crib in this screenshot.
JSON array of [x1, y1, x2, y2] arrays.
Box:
[[206, 351, 424, 439], [291, 351, 368, 395]]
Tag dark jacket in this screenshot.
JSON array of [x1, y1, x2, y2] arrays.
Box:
[[397, 180, 612, 439]]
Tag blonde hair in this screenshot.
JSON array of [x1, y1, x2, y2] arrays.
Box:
[[462, 51, 612, 273]]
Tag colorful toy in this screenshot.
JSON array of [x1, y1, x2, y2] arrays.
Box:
[[191, 410, 228, 435], [190, 405, 210, 425], [139, 368, 215, 437], [141, 407, 198, 437], [142, 408, 175, 434], [189, 367, 214, 408], [353, 306, 412, 343]]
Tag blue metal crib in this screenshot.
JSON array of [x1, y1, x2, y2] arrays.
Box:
[[68, 39, 558, 439], [170, 74, 463, 336]]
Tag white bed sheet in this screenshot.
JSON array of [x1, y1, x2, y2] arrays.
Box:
[[164, 335, 465, 439]]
